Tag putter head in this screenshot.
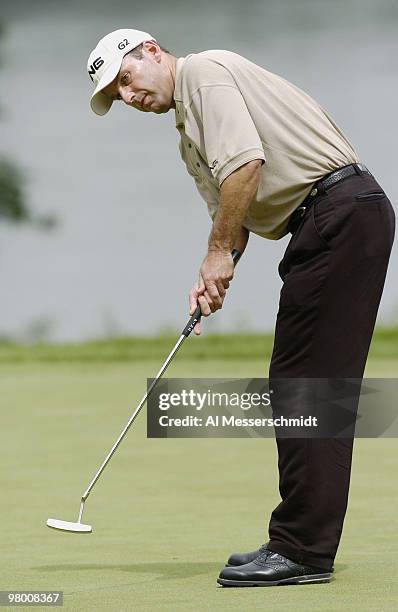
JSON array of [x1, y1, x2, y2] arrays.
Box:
[[46, 518, 92, 533]]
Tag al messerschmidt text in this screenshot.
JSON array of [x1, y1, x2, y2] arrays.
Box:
[[159, 415, 318, 427]]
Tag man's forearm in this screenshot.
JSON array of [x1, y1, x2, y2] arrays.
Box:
[[234, 226, 250, 255], [208, 159, 262, 253]]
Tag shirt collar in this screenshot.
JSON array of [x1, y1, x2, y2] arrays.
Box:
[[174, 56, 187, 127]]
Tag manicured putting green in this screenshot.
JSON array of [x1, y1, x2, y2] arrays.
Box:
[[1, 357, 397, 611]]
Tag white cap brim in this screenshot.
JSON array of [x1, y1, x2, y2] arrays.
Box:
[[90, 57, 124, 116]]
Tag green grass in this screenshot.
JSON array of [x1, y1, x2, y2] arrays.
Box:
[[1, 350, 397, 610], [0, 327, 398, 363], [0, 333, 274, 363]]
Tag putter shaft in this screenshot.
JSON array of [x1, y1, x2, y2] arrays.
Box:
[[81, 334, 186, 502], [79, 249, 241, 509]]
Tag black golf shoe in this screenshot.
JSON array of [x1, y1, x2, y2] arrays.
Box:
[[226, 542, 270, 566], [218, 551, 332, 587], [226, 543, 334, 572]]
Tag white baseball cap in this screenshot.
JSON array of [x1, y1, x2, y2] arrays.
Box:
[[87, 28, 156, 116]]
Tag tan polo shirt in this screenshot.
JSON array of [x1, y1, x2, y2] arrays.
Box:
[[174, 50, 360, 240]]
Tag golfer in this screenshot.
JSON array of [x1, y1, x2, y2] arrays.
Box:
[[86, 29, 395, 587]]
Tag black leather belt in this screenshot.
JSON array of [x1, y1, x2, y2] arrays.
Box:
[[287, 163, 372, 234]]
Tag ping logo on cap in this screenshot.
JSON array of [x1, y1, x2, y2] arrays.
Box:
[[88, 56, 105, 82]]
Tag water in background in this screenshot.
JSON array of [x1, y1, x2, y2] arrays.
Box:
[[0, 0, 397, 341]]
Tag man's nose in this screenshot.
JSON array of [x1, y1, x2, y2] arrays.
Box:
[[120, 88, 133, 105]]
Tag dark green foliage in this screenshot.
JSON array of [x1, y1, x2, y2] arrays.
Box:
[[0, 21, 31, 225], [0, 22, 56, 227], [0, 157, 31, 222]]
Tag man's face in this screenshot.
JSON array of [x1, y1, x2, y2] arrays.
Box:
[[103, 41, 175, 114]]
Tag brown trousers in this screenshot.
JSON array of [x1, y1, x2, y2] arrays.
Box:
[[267, 166, 395, 571]]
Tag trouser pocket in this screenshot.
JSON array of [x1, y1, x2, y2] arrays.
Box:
[[355, 190, 386, 201]]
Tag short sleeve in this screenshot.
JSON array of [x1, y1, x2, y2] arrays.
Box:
[[206, 200, 218, 222]]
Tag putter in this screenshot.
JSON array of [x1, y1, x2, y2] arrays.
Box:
[[47, 249, 241, 533]]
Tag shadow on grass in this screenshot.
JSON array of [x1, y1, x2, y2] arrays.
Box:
[[33, 562, 348, 583], [33, 562, 223, 581]]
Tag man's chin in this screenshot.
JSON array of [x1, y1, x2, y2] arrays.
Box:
[[134, 101, 171, 114], [151, 105, 171, 115]]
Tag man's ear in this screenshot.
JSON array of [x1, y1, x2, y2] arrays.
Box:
[[142, 40, 161, 61]]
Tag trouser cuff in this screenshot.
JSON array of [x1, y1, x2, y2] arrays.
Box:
[[267, 539, 334, 572]]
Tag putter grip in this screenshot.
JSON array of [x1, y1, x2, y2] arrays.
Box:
[[182, 249, 242, 337]]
